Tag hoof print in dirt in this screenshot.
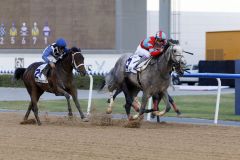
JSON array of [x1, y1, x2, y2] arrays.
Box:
[[20, 119, 37, 125], [90, 113, 113, 126], [124, 119, 142, 128]]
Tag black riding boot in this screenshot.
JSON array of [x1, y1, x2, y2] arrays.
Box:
[[41, 64, 50, 77]]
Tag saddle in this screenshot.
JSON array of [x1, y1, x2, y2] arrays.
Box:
[[125, 55, 152, 73]]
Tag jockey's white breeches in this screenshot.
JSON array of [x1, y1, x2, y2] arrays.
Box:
[[47, 55, 57, 63], [134, 45, 151, 58]]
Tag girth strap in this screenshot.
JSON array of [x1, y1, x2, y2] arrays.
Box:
[[137, 71, 142, 88]]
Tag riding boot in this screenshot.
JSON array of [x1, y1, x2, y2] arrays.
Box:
[[42, 64, 50, 77]]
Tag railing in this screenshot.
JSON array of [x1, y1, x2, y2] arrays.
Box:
[[2, 70, 239, 124], [182, 73, 240, 124]]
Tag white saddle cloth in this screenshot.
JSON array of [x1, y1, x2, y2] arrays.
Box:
[[125, 55, 151, 73], [34, 63, 48, 83]]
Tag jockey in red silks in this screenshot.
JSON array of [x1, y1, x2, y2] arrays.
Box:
[[134, 31, 168, 66]]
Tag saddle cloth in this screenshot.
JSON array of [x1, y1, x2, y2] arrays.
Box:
[[125, 55, 151, 73], [34, 63, 48, 83]]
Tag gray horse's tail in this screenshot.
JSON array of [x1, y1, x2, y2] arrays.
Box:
[[98, 68, 118, 92], [99, 79, 106, 91], [14, 68, 26, 80]]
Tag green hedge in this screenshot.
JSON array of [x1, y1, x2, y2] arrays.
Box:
[[0, 75, 105, 90]]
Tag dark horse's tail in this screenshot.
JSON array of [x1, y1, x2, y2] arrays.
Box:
[[14, 68, 26, 80]]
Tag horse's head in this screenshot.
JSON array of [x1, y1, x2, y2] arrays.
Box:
[[68, 47, 86, 76], [166, 42, 186, 75]]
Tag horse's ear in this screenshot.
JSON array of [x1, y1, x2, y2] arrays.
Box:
[[168, 41, 174, 46]]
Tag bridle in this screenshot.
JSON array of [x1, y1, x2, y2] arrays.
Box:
[[162, 44, 186, 75], [72, 52, 84, 70], [163, 44, 184, 64], [169, 45, 186, 75]]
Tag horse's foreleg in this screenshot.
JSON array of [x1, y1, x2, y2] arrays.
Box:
[[123, 91, 134, 119], [132, 97, 140, 112], [70, 88, 88, 121], [168, 95, 181, 116], [54, 87, 72, 115], [65, 93, 72, 117], [132, 93, 149, 120], [154, 92, 171, 116]]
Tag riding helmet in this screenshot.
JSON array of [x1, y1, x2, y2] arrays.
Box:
[[155, 31, 167, 41], [56, 38, 67, 47]]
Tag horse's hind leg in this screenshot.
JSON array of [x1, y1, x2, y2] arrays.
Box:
[[31, 89, 44, 125], [106, 91, 114, 114], [23, 102, 33, 121]]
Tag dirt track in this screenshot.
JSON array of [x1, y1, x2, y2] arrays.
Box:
[[0, 112, 240, 160]]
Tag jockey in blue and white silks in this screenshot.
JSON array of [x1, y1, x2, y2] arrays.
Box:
[[42, 38, 68, 66], [41, 38, 68, 94]]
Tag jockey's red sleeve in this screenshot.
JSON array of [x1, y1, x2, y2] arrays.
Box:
[[150, 50, 161, 56]]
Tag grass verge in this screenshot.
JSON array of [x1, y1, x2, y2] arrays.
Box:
[[0, 94, 239, 121]]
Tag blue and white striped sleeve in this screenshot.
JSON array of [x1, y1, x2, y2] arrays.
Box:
[[42, 46, 53, 63]]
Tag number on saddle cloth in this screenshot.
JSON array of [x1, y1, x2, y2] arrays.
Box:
[[125, 55, 141, 73], [34, 63, 49, 83], [125, 55, 151, 73]]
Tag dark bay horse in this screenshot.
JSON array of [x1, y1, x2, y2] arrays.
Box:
[[101, 42, 186, 120], [14, 47, 87, 125]]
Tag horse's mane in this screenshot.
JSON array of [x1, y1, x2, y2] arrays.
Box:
[[61, 46, 82, 59], [150, 40, 178, 66], [70, 46, 81, 53]]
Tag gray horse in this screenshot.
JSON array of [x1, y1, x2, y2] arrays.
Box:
[[101, 42, 186, 120]]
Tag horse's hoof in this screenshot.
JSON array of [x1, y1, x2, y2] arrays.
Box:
[[150, 113, 156, 119], [106, 111, 112, 114], [106, 108, 112, 114], [138, 114, 144, 120], [176, 111, 182, 117], [132, 114, 139, 120], [152, 111, 158, 116], [177, 113, 182, 118], [132, 114, 144, 120], [20, 119, 37, 125], [153, 111, 165, 116], [82, 117, 89, 122], [128, 115, 134, 121], [68, 116, 74, 120]]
